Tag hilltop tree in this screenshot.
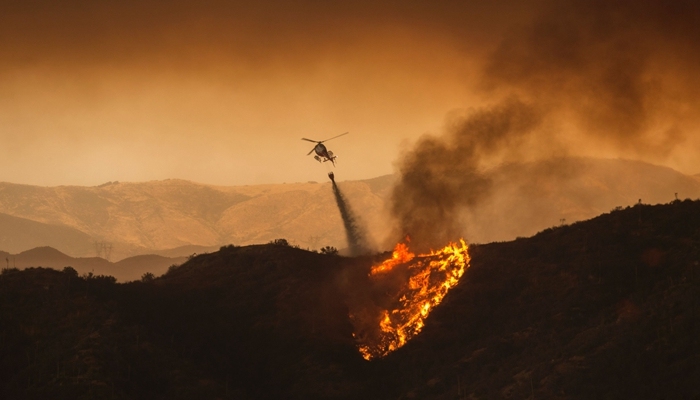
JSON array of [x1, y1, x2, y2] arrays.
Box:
[[320, 246, 338, 255]]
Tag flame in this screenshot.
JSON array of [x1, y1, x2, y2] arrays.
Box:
[[354, 239, 470, 360], [369, 241, 414, 275]]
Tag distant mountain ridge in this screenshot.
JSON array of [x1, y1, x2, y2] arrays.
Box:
[[0, 179, 251, 258], [0, 246, 186, 282], [0, 178, 391, 259], [467, 158, 700, 243], [0, 158, 698, 259]]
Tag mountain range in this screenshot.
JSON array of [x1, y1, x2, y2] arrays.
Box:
[[0, 158, 698, 262], [0, 176, 392, 259]]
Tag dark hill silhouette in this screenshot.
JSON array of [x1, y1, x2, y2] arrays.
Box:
[[1, 201, 699, 398]]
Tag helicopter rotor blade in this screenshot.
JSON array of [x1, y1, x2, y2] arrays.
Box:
[[318, 132, 348, 143], [301, 138, 318, 143], [307, 147, 316, 156]]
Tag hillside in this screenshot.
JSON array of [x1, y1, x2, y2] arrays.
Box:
[[0, 212, 95, 255], [1, 200, 698, 398]]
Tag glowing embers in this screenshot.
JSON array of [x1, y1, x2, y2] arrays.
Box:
[[354, 239, 470, 360]]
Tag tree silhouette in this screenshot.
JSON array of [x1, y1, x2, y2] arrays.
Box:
[[320, 246, 338, 255]]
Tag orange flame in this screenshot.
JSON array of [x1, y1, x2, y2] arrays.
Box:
[[355, 239, 470, 360], [369, 242, 414, 275]]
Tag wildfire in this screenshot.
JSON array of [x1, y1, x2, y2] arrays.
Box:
[[354, 239, 470, 360], [369, 241, 414, 275]]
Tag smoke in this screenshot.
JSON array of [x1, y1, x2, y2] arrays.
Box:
[[331, 180, 373, 256], [463, 157, 700, 244], [390, 98, 542, 251], [389, 1, 700, 249], [483, 0, 700, 158]]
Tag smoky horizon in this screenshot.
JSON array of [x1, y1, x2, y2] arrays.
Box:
[[1, 1, 699, 187]]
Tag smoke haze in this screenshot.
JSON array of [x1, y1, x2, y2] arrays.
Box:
[[483, 0, 700, 160], [389, 0, 700, 248], [4, 0, 699, 188]]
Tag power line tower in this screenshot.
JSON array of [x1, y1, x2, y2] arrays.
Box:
[[104, 243, 112, 261], [94, 242, 114, 261]]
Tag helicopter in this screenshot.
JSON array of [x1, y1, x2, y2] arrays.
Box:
[[302, 132, 348, 166]]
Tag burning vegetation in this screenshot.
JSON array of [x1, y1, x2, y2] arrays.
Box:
[[351, 239, 470, 360]]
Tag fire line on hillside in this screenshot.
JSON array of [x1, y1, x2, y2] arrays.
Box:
[[350, 239, 470, 360]]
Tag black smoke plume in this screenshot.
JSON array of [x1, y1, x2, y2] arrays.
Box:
[[390, 1, 700, 249], [483, 0, 700, 158], [390, 98, 542, 251], [391, 98, 540, 251], [331, 179, 372, 256]]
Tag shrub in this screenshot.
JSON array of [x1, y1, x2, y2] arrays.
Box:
[[62, 266, 78, 277], [320, 246, 338, 255], [1, 267, 19, 275]]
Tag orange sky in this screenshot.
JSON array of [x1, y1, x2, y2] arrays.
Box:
[[1, 0, 698, 186]]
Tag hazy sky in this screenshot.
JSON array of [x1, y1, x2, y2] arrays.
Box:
[[1, 0, 698, 186]]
